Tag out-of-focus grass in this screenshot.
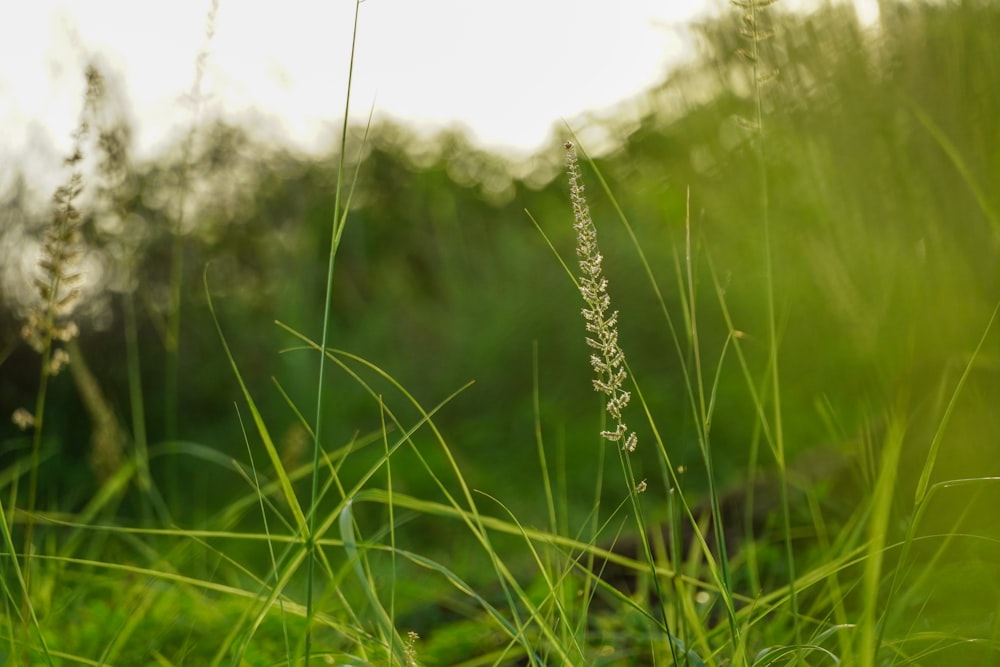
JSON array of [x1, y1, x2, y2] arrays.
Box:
[[2, 1, 1000, 664]]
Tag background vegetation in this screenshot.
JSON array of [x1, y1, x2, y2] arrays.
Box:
[[2, 1, 999, 664]]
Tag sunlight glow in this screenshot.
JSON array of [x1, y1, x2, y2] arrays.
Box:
[[0, 0, 880, 169]]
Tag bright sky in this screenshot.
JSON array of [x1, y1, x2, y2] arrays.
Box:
[[1, 0, 879, 172]]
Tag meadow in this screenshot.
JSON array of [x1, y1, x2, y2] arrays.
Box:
[[2, 1, 999, 664]]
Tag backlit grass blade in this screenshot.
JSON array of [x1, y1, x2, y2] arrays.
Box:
[[205, 269, 307, 534]]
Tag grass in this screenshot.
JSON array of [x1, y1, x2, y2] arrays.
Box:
[[3, 0, 1000, 664]]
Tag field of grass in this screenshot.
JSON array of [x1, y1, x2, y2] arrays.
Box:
[[2, 1, 1000, 665]]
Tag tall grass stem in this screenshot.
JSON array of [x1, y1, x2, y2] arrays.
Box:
[[306, 1, 364, 661]]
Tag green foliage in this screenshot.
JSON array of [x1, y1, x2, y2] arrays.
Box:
[[2, 0, 1000, 664]]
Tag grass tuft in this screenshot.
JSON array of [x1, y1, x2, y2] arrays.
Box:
[[4, 2, 999, 665]]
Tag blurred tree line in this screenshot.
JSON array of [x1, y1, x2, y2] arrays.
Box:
[[1, 0, 998, 529]]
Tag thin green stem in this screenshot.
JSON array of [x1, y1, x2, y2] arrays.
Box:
[[747, 0, 799, 640], [124, 292, 170, 525], [22, 339, 53, 606], [306, 2, 363, 662], [683, 189, 739, 647]]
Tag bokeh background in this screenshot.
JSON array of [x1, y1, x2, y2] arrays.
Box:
[[2, 0, 998, 564]]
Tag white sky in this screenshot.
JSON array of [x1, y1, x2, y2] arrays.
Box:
[[1, 0, 879, 173]]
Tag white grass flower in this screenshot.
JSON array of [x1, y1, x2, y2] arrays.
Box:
[[12, 408, 36, 431], [565, 140, 637, 453]]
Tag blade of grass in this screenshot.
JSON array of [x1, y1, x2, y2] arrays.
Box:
[[340, 499, 408, 664], [914, 302, 999, 505], [205, 269, 306, 533], [306, 1, 375, 659], [0, 493, 53, 666]]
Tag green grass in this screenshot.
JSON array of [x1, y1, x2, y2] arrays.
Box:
[[4, 0, 1000, 664]]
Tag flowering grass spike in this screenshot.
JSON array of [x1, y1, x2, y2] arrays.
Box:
[[564, 140, 637, 453]]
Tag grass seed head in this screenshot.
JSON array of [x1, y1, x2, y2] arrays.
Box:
[[565, 141, 637, 452]]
